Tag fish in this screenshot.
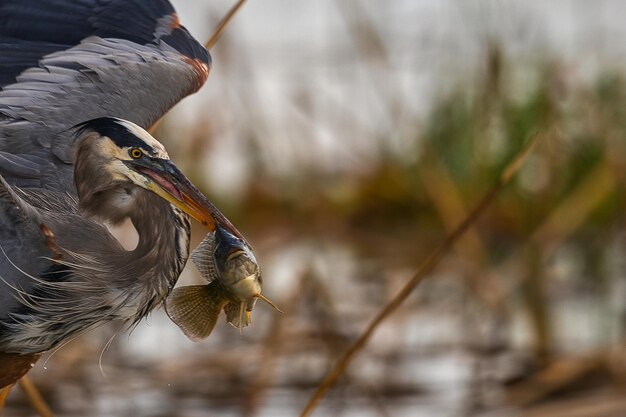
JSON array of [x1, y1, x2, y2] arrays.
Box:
[[165, 224, 280, 341]]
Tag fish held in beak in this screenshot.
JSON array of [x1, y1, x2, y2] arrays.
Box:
[[165, 225, 280, 340]]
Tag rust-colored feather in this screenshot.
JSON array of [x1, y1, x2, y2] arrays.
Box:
[[0, 352, 42, 389]]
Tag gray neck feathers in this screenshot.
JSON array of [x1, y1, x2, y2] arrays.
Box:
[[126, 189, 190, 290], [72, 131, 191, 318], [3, 187, 191, 354], [2, 135, 192, 353], [94, 188, 190, 321]]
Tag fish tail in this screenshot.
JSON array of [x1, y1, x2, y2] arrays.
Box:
[[164, 283, 227, 341]]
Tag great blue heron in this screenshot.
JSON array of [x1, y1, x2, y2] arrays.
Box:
[[0, 0, 233, 388]]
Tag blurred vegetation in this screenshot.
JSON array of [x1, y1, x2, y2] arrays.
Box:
[[201, 42, 626, 414], [227, 43, 626, 272]]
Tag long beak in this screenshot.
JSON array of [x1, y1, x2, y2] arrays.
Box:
[[130, 158, 245, 240]]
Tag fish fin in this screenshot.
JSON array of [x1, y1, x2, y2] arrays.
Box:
[[238, 302, 244, 335], [224, 301, 251, 330], [191, 232, 218, 282], [165, 284, 225, 341]]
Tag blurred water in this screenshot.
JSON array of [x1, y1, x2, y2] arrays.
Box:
[[10, 235, 618, 416], [7, 238, 478, 416]]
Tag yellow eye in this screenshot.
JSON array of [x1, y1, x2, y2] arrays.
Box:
[[130, 148, 143, 159]]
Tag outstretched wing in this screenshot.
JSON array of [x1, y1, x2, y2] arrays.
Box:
[[0, 0, 210, 192]]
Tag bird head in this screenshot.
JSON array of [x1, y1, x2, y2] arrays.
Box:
[[73, 117, 240, 236]]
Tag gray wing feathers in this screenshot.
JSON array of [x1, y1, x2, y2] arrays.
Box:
[[0, 37, 203, 191], [0, 152, 44, 178], [0, 175, 52, 319]]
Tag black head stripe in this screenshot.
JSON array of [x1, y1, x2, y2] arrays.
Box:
[[73, 117, 151, 151]]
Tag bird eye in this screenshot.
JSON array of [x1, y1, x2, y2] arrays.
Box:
[[129, 148, 143, 159]]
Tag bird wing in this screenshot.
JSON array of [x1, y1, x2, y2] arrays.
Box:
[[0, 177, 114, 353], [0, 175, 56, 324], [0, 0, 210, 192]]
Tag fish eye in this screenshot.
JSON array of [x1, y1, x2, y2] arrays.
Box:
[[129, 148, 143, 159]]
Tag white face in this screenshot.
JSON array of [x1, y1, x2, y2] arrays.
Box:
[[95, 119, 171, 184], [115, 119, 170, 160]]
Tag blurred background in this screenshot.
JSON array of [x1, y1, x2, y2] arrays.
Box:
[[8, 1, 626, 416]]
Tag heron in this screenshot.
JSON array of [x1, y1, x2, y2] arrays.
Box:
[[0, 0, 235, 392]]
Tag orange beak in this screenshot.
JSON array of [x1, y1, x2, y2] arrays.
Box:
[[132, 158, 245, 241]]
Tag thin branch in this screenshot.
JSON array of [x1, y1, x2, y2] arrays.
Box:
[[205, 0, 248, 50], [0, 385, 11, 411], [18, 376, 53, 417], [149, 0, 247, 135], [299, 132, 542, 417]]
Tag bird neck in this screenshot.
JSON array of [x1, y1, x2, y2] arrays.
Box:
[[126, 189, 190, 294]]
